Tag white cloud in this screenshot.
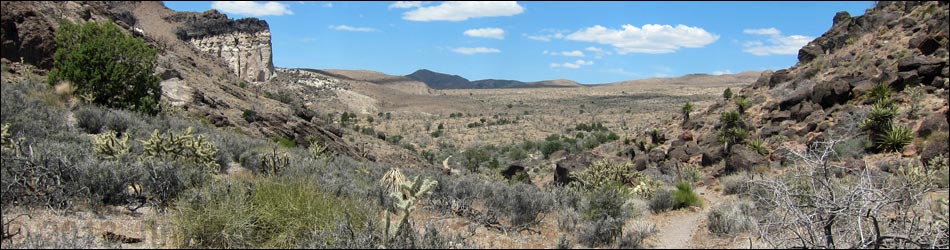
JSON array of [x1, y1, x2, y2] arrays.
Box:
[[389, 1, 422, 9], [544, 50, 585, 57], [323, 2, 333, 8], [711, 70, 732, 75], [211, 1, 293, 16], [743, 28, 780, 35], [452, 47, 501, 55], [329, 25, 378, 32], [464, 28, 505, 39], [742, 28, 814, 56], [585, 46, 611, 58], [403, 1, 524, 21], [525, 30, 564, 42], [551, 60, 593, 69], [565, 24, 719, 54]]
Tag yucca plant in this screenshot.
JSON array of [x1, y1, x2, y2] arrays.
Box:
[[747, 138, 769, 156], [859, 100, 897, 134], [865, 83, 892, 105], [681, 102, 694, 124], [877, 125, 913, 152], [735, 97, 750, 114], [719, 110, 745, 129]]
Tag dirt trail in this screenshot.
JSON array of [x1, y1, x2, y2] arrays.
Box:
[[650, 185, 723, 249]]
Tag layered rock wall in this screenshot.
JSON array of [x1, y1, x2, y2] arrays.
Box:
[[189, 30, 275, 82]]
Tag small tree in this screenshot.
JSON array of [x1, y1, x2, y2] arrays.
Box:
[[49, 21, 161, 115], [681, 102, 694, 125], [735, 96, 750, 114], [723, 88, 734, 100]]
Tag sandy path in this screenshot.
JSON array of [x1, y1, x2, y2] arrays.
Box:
[[650, 185, 723, 249]]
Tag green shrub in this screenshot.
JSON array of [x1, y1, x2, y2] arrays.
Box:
[[48, 21, 161, 115], [649, 189, 674, 213], [876, 125, 913, 152], [672, 182, 702, 209], [141, 127, 219, 173], [723, 87, 734, 100], [173, 177, 372, 248], [242, 109, 259, 123]]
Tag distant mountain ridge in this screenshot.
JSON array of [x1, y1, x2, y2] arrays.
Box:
[[405, 69, 585, 89]]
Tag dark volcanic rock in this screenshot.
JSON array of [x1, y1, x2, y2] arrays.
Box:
[[167, 9, 269, 40], [811, 79, 852, 108], [554, 152, 598, 185], [725, 144, 767, 174]]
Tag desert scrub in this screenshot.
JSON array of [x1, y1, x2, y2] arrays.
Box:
[[720, 173, 752, 195], [707, 200, 755, 236], [172, 177, 373, 248], [141, 127, 219, 173]]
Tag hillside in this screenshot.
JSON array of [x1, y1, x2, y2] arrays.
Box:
[[406, 68, 586, 89]]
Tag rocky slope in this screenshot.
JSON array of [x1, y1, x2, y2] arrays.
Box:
[[623, 1, 949, 179], [165, 9, 275, 83], [1, 1, 363, 160]]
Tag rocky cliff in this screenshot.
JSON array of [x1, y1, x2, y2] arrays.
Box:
[[620, 1, 949, 177], [166, 10, 275, 83]]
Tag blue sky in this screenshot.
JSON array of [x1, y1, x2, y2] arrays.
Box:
[[163, 1, 874, 84]]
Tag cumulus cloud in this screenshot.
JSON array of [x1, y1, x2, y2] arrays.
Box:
[[464, 28, 505, 39], [711, 70, 732, 75], [551, 60, 593, 69], [329, 25, 378, 32], [742, 28, 814, 56], [565, 24, 719, 54], [389, 1, 422, 9], [211, 1, 293, 16], [543, 50, 585, 57], [403, 1, 524, 21], [452, 47, 501, 54]]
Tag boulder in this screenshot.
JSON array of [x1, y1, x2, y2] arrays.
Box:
[[685, 141, 701, 156], [798, 44, 823, 64], [833, 11, 851, 25], [501, 165, 531, 184], [752, 70, 773, 88], [769, 69, 790, 88], [701, 144, 724, 166], [811, 80, 852, 108], [917, 112, 949, 138], [909, 35, 940, 55], [633, 155, 650, 171], [668, 146, 689, 162], [649, 147, 667, 163], [679, 131, 694, 142], [725, 144, 767, 174], [554, 152, 597, 185]]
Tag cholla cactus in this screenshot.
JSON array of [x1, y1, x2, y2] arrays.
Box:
[[308, 142, 328, 159], [631, 175, 665, 199], [379, 168, 408, 196], [570, 159, 638, 192], [379, 168, 437, 241], [1, 123, 11, 150], [93, 130, 130, 159], [261, 147, 289, 176], [141, 127, 219, 172]]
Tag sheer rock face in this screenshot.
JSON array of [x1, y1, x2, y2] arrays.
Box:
[[188, 30, 275, 82], [170, 10, 275, 83]]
